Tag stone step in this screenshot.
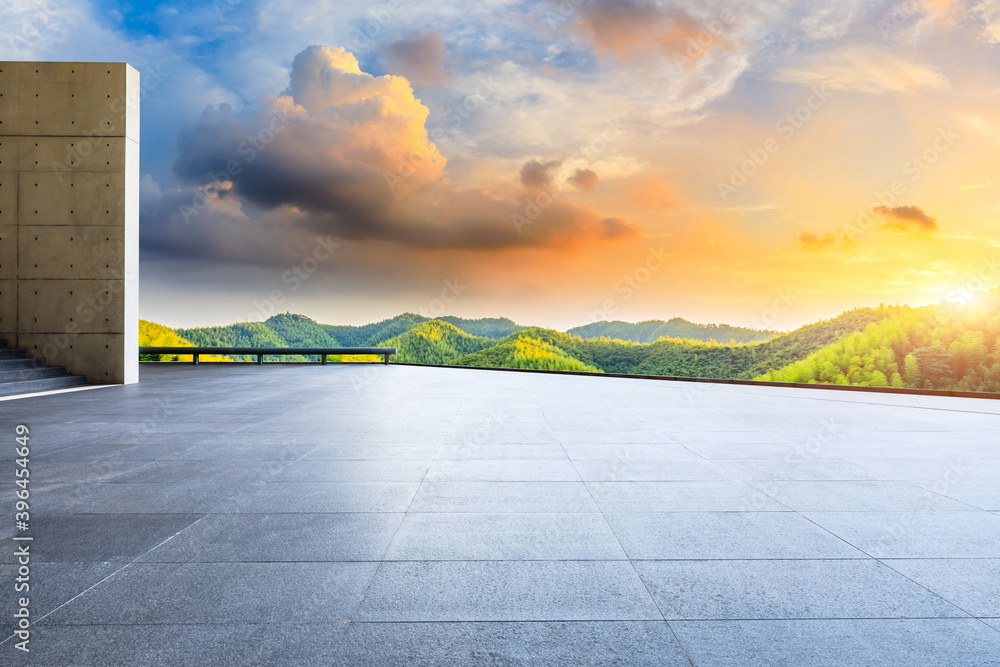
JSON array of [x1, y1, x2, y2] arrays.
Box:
[[0, 357, 46, 371], [0, 375, 88, 397], [0, 349, 28, 360], [0, 366, 70, 383]]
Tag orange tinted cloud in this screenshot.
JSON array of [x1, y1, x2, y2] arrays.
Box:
[[799, 231, 836, 250], [576, 0, 710, 62], [872, 205, 939, 234]]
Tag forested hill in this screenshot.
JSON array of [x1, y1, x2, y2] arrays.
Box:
[[569, 318, 778, 344], [146, 299, 1000, 392], [177, 313, 525, 351], [381, 321, 495, 364], [450, 306, 903, 380], [163, 307, 904, 373], [325, 314, 524, 346], [757, 293, 1000, 391]]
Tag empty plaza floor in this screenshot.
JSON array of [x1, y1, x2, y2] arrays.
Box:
[[2, 363, 1000, 665]]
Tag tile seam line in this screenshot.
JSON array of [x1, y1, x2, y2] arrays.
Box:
[[552, 400, 696, 666], [0, 511, 211, 647], [333, 393, 465, 649]]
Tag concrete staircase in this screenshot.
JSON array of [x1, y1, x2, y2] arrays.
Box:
[[0, 340, 88, 397]]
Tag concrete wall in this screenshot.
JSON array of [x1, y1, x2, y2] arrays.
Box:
[[0, 62, 139, 384]]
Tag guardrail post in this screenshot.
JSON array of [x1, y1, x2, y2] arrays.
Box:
[[193, 354, 199, 365], [321, 354, 327, 365], [257, 354, 264, 365], [384, 353, 389, 365]]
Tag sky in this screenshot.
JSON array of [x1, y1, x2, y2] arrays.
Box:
[[5, 0, 1000, 331]]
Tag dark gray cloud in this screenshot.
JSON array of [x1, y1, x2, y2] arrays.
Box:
[[381, 31, 448, 86], [145, 46, 637, 266], [569, 168, 599, 190], [520, 159, 562, 189]]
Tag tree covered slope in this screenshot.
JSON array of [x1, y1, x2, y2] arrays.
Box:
[[568, 318, 778, 344], [141, 301, 1000, 392], [380, 320, 495, 364], [757, 293, 1000, 391]]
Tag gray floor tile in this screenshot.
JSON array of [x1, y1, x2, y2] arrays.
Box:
[[301, 444, 442, 460], [36, 443, 199, 462], [715, 458, 880, 481], [574, 458, 730, 481], [0, 562, 120, 628], [434, 443, 569, 460], [140, 513, 404, 562], [409, 481, 599, 513], [267, 460, 430, 482], [425, 459, 581, 482], [635, 559, 968, 620], [847, 457, 986, 481], [333, 621, 689, 666], [44, 562, 379, 624], [355, 561, 662, 621], [105, 460, 288, 483], [7, 623, 349, 667], [384, 513, 627, 560], [168, 442, 318, 460], [752, 480, 977, 512], [605, 512, 864, 559], [238, 482, 420, 513], [910, 478, 1000, 510], [588, 481, 787, 512], [681, 443, 841, 460], [881, 559, 1000, 617], [670, 619, 1000, 666], [0, 514, 202, 563], [20, 459, 153, 484], [804, 511, 1000, 558], [562, 443, 704, 460], [554, 429, 672, 444]]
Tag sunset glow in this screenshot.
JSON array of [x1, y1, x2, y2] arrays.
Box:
[[11, 0, 1000, 330]]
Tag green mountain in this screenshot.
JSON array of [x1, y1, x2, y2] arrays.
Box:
[[325, 313, 427, 347], [454, 329, 602, 372], [147, 298, 1000, 392], [569, 318, 778, 344], [490, 307, 903, 380], [381, 320, 495, 364], [324, 313, 522, 346], [758, 293, 1000, 391], [438, 316, 526, 339], [178, 314, 333, 361]]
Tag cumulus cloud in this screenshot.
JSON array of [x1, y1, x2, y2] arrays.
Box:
[[380, 31, 448, 86], [798, 231, 835, 250], [569, 168, 599, 191], [148, 45, 637, 263], [872, 205, 939, 234], [771, 46, 948, 94]]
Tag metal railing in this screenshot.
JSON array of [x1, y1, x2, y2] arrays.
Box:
[[139, 347, 397, 365]]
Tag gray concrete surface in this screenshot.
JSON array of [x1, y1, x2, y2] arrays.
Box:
[[1, 363, 999, 665], [0, 61, 139, 384]]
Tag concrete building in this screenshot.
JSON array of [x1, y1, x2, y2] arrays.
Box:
[[0, 62, 139, 384]]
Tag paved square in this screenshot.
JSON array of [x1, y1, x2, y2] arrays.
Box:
[[2, 364, 999, 665]]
